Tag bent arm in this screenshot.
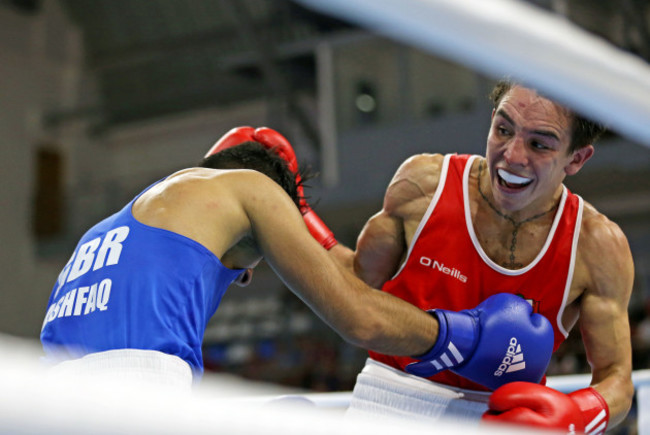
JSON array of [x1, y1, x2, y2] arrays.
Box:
[[239, 173, 438, 356], [578, 214, 635, 427], [354, 209, 405, 288], [354, 153, 444, 288]]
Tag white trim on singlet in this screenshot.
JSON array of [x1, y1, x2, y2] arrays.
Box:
[[389, 153, 453, 281], [384, 153, 579, 338], [464, 157, 569, 276], [556, 195, 584, 338]]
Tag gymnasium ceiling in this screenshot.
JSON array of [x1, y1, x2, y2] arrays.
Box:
[[3, 0, 647, 130], [54, 0, 355, 138]]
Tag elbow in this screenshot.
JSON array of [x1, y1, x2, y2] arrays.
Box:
[[338, 307, 386, 350], [593, 366, 635, 427], [348, 330, 380, 351], [615, 366, 635, 412], [612, 377, 635, 427], [621, 377, 635, 413], [339, 314, 387, 352]]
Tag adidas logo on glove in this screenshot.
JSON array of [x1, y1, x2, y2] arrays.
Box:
[[494, 337, 526, 376], [405, 293, 553, 391]]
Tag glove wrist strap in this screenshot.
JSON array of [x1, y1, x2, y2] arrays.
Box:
[[568, 387, 609, 435], [413, 310, 477, 366], [303, 210, 337, 250], [413, 310, 448, 360]]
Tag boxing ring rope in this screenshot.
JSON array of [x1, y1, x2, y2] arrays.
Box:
[[295, 0, 650, 148], [0, 336, 530, 435], [1, 332, 647, 434], [272, 371, 650, 434], [301, 369, 650, 406]]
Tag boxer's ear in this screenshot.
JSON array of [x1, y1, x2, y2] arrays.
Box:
[[564, 145, 594, 176]]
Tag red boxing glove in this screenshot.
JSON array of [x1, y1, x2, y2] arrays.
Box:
[[302, 210, 337, 250], [249, 129, 333, 250], [205, 126, 256, 157], [207, 127, 337, 250], [482, 382, 609, 435]]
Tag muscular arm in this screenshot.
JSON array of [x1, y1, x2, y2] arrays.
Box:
[[355, 154, 444, 288], [328, 243, 356, 272], [354, 209, 405, 288], [234, 171, 438, 356], [577, 208, 635, 427]]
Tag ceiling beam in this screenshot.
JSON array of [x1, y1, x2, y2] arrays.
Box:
[[221, 0, 320, 149]]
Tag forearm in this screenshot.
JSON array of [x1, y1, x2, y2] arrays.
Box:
[[246, 186, 436, 359], [347, 285, 437, 356], [579, 298, 634, 427], [257, 212, 436, 357], [577, 210, 635, 427]]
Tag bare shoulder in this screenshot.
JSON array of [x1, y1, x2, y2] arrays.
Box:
[[223, 169, 296, 207], [391, 153, 445, 185], [578, 200, 634, 298], [133, 168, 280, 258], [163, 167, 283, 199], [384, 153, 445, 216], [213, 169, 304, 230], [580, 201, 632, 263], [212, 167, 283, 192], [168, 166, 270, 186]]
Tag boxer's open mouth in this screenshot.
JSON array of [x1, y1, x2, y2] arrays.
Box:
[[497, 168, 533, 190]]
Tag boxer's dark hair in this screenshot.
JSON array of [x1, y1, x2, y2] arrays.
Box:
[[200, 142, 303, 208], [489, 80, 606, 153]]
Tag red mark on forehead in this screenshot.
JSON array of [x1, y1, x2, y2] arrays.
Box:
[[518, 102, 527, 108]]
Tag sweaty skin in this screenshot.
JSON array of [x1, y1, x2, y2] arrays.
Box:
[[343, 86, 633, 427]]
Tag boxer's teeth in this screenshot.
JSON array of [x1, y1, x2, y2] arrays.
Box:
[[498, 169, 532, 186]]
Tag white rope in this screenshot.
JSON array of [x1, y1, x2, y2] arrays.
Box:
[[295, 0, 650, 147], [3, 341, 648, 434], [0, 335, 529, 434]]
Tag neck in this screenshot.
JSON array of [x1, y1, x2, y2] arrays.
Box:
[[477, 161, 559, 225], [476, 160, 559, 269]]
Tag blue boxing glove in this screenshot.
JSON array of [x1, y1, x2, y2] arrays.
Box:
[[406, 293, 553, 391]]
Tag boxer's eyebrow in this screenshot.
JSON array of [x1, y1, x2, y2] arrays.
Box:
[[496, 109, 560, 142]]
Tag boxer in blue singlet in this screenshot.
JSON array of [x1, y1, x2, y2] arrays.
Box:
[[40, 135, 441, 387]]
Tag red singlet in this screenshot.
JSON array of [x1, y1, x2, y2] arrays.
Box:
[[368, 154, 583, 391]]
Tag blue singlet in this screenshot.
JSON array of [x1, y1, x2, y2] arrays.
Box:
[[40, 180, 243, 374]]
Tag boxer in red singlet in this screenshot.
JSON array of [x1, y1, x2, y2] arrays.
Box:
[[341, 81, 634, 434]]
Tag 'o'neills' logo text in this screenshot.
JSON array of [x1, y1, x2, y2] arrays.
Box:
[[419, 256, 467, 283]]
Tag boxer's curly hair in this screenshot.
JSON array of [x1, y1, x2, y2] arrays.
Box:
[[199, 142, 311, 209], [489, 80, 606, 153]]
